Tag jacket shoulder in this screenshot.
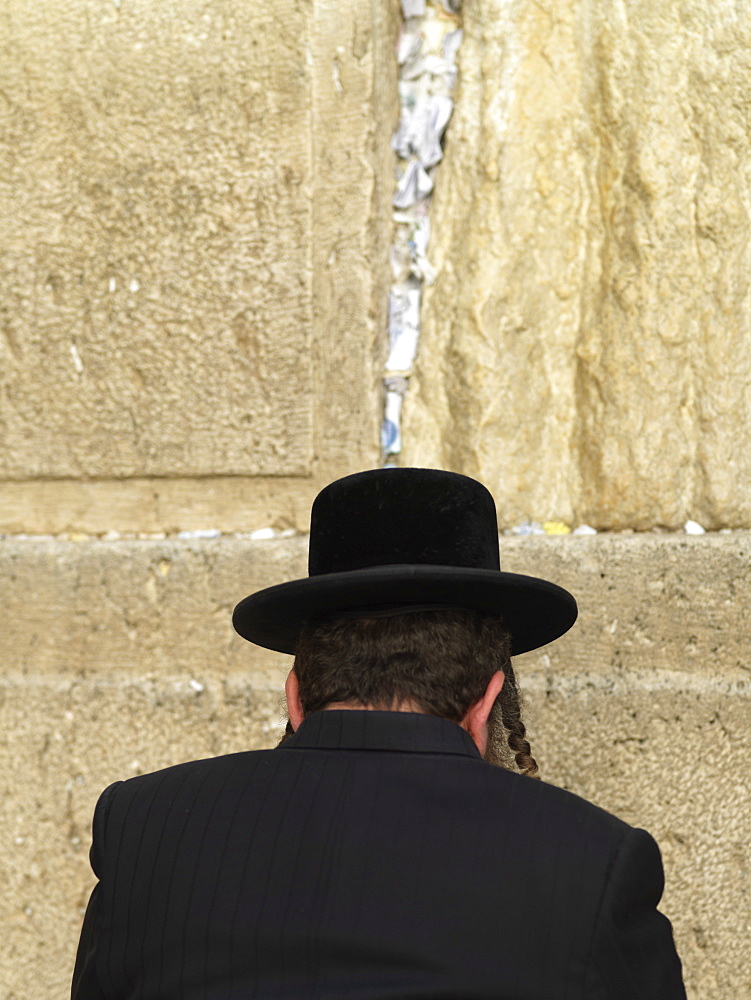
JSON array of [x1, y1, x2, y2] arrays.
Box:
[[475, 757, 635, 842], [108, 747, 273, 797]]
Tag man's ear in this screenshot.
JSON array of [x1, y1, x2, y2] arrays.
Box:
[[285, 667, 305, 731], [462, 670, 505, 755]]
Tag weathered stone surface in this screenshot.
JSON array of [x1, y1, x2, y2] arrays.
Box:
[[517, 684, 750, 1000], [0, 0, 397, 529], [0, 476, 316, 535], [501, 532, 751, 1000], [0, 536, 300, 998], [1, 672, 290, 999], [1, 534, 749, 999], [401, 0, 751, 530], [0, 0, 312, 478], [0, 536, 307, 677]]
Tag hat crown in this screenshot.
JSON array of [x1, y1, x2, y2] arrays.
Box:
[[308, 468, 500, 576]]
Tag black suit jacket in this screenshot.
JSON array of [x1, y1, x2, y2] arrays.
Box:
[[72, 710, 685, 999]]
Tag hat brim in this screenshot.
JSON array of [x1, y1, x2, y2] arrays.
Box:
[[232, 564, 577, 657]]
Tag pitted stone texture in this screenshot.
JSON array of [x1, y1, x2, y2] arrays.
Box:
[[0, 0, 395, 524], [0, 536, 308, 676], [2, 674, 291, 1000], [2, 534, 748, 998], [0, 476, 318, 536], [516, 684, 750, 1000], [501, 533, 751, 1000], [401, 0, 751, 530], [0, 536, 304, 998], [0, 0, 312, 478]]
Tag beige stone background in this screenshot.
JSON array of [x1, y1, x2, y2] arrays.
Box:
[[402, 0, 751, 533], [1, 0, 750, 998]]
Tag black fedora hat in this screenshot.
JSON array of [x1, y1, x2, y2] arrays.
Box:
[[232, 468, 577, 656]]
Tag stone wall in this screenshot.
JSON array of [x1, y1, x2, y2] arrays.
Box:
[[396, 6, 751, 990], [0, 0, 397, 534], [0, 0, 400, 994], [2, 1, 750, 998], [402, 0, 751, 531], [2, 534, 749, 998]]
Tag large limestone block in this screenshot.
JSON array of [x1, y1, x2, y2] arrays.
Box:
[[402, 0, 751, 530], [2, 533, 748, 998], [2, 672, 291, 999], [0, 0, 312, 479], [501, 533, 751, 1000], [0, 536, 304, 999], [0, 0, 397, 531]]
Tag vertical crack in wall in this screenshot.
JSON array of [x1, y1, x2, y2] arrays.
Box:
[[381, 0, 463, 462]]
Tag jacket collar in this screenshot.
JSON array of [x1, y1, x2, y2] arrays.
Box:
[[277, 709, 481, 759]]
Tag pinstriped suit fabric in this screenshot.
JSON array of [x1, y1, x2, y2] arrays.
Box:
[[72, 710, 685, 1000]]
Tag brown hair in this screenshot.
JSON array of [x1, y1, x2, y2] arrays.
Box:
[[278, 609, 540, 778]]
